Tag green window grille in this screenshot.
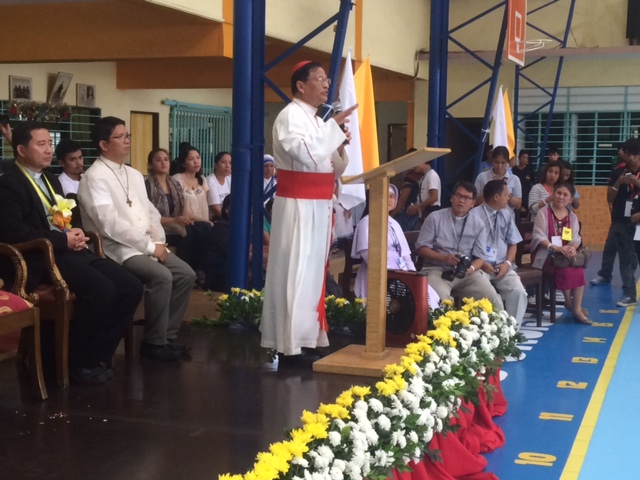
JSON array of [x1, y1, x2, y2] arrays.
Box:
[[518, 86, 640, 186], [165, 100, 232, 175]]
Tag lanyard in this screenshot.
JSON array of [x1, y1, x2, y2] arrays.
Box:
[[16, 163, 56, 209], [482, 205, 500, 245], [450, 214, 469, 253]]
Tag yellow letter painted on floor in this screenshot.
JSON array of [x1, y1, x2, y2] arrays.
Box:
[[515, 452, 557, 466], [592, 322, 614, 327], [572, 357, 598, 364], [557, 381, 588, 389], [582, 337, 606, 343], [539, 412, 574, 421]]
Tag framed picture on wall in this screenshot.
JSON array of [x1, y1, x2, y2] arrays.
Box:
[[9, 76, 32, 101], [48, 72, 73, 104], [76, 83, 96, 107]]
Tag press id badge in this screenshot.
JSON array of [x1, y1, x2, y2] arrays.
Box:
[[486, 246, 498, 263], [625, 200, 633, 217], [396, 257, 407, 270], [562, 227, 573, 241], [551, 236, 563, 247]]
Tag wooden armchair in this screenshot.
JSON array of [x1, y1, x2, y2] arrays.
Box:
[[515, 221, 546, 326], [338, 236, 361, 302], [7, 232, 105, 389], [0, 243, 47, 399]]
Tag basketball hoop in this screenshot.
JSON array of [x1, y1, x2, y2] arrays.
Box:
[[516, 39, 553, 53]]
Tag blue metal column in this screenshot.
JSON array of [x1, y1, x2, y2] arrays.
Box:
[[473, 5, 508, 177], [228, 0, 253, 290], [427, 0, 445, 177], [327, 0, 354, 103], [250, 0, 266, 290]]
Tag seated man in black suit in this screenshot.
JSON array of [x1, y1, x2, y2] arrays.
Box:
[[0, 122, 143, 384]]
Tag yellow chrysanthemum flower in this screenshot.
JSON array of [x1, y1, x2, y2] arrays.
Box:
[[336, 389, 355, 407], [441, 299, 454, 306], [219, 474, 244, 480], [350, 385, 371, 399], [318, 402, 350, 419], [231, 287, 241, 294], [383, 363, 405, 377], [355, 297, 365, 304], [289, 428, 313, 445], [303, 422, 329, 439], [399, 355, 418, 374], [375, 378, 399, 396], [478, 298, 493, 314], [218, 294, 229, 303]]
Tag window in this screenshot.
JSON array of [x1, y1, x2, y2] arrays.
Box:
[[518, 86, 640, 185], [165, 100, 232, 175]]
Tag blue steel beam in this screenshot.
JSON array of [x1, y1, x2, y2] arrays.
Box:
[[432, 0, 508, 184], [513, 0, 576, 170], [250, 0, 266, 290], [228, 0, 254, 290], [427, 0, 446, 177], [228, 0, 353, 291]]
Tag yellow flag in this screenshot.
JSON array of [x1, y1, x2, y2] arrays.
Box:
[[503, 88, 516, 158], [353, 56, 379, 171]]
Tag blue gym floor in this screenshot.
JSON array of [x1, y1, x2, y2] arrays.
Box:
[[484, 251, 640, 479]]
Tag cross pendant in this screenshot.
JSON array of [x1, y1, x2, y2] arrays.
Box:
[[127, 199, 132, 207]]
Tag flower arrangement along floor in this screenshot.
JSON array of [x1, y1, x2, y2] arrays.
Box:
[[217, 297, 523, 480]]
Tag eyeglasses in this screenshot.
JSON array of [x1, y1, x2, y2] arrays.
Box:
[[313, 76, 331, 86], [111, 133, 132, 141], [452, 192, 474, 202]]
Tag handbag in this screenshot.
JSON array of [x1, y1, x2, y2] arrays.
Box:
[[551, 246, 591, 269]]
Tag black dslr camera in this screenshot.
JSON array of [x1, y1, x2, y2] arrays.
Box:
[[442, 254, 472, 281]]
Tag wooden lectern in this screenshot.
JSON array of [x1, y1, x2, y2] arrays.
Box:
[[313, 147, 450, 377]]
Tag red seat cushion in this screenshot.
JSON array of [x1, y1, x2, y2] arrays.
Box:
[[0, 291, 33, 316], [34, 284, 75, 303]]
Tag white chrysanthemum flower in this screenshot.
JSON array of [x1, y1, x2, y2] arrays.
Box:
[[328, 431, 341, 447], [376, 414, 391, 431], [408, 430, 419, 443], [293, 458, 309, 467], [436, 405, 449, 419], [374, 450, 389, 466], [368, 398, 383, 413], [354, 400, 368, 413], [391, 430, 407, 448]]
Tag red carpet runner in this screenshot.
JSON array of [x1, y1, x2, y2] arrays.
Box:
[[391, 369, 507, 480]]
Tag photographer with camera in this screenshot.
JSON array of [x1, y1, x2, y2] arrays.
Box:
[[470, 180, 527, 328], [416, 181, 503, 309]]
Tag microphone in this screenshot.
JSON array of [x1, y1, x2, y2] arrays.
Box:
[[331, 101, 346, 132]]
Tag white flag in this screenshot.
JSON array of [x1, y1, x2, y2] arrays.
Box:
[[337, 50, 366, 211], [490, 85, 515, 158]]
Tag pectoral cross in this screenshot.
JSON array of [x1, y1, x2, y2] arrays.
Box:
[[127, 198, 132, 207]]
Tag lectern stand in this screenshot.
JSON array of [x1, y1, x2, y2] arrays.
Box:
[[313, 147, 450, 377]]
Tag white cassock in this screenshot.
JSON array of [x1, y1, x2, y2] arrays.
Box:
[[260, 98, 348, 356]]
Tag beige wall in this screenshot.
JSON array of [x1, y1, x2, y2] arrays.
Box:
[[361, 0, 430, 76], [144, 0, 223, 21], [266, 1, 356, 55], [0, 62, 232, 150]]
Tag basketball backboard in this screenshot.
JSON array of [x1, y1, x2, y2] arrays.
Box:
[[506, 0, 527, 66]]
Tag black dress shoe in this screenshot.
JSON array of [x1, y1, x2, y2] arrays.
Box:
[[139, 342, 181, 361], [70, 366, 109, 385], [278, 352, 320, 368], [167, 339, 191, 353]]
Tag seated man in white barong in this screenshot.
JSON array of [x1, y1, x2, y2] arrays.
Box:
[[260, 60, 357, 366], [352, 184, 440, 308]]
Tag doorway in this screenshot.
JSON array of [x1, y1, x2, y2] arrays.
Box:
[[130, 111, 159, 173]]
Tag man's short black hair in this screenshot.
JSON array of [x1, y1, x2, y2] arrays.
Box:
[[518, 149, 529, 158], [291, 61, 323, 96], [483, 179, 507, 201], [624, 138, 640, 156], [547, 146, 561, 156], [55, 139, 82, 162], [11, 121, 48, 158], [92, 116, 125, 152], [452, 180, 477, 199]]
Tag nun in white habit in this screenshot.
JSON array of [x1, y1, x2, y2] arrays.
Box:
[[351, 184, 440, 308]]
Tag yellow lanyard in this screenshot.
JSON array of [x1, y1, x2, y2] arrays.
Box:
[[16, 162, 57, 210]]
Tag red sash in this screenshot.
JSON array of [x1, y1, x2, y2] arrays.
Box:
[[276, 169, 334, 200]]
